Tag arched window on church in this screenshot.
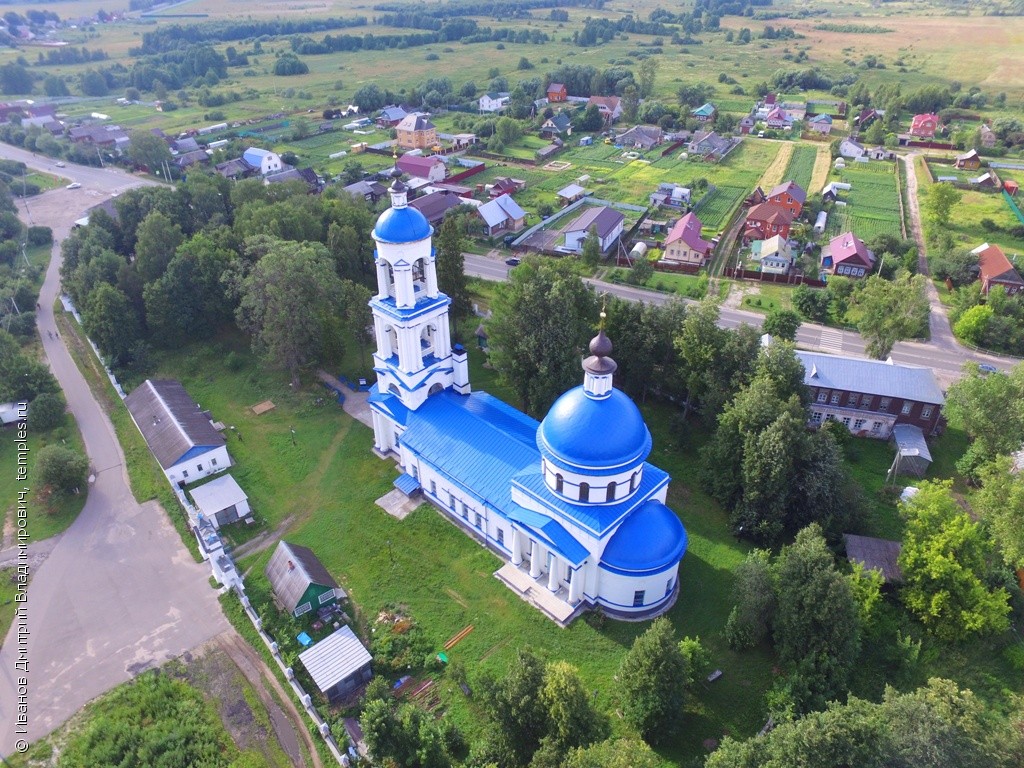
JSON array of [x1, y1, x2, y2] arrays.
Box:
[[555, 474, 564, 494], [412, 258, 426, 292], [386, 263, 396, 298], [428, 383, 443, 396], [420, 324, 436, 360], [386, 326, 399, 361], [579, 482, 590, 503], [388, 384, 400, 396], [606, 481, 616, 502], [629, 472, 638, 493]]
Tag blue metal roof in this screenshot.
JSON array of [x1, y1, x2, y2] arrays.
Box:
[[368, 386, 411, 426], [538, 386, 652, 472], [399, 390, 540, 513], [513, 464, 670, 536], [373, 205, 432, 244], [370, 292, 451, 323], [600, 500, 687, 575], [796, 351, 944, 405], [394, 473, 421, 495], [243, 147, 271, 166], [505, 505, 589, 566]]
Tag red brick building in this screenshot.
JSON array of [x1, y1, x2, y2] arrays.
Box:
[[743, 202, 794, 242], [765, 180, 806, 216]]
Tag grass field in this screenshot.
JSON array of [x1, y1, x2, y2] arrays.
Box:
[[0, 569, 18, 651], [755, 141, 792, 191], [783, 145, 818, 193]]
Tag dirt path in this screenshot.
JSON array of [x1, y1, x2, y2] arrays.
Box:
[[755, 141, 793, 191], [216, 630, 323, 768], [809, 144, 832, 193], [901, 153, 959, 351]]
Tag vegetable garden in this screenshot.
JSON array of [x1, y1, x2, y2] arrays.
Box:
[[825, 163, 904, 240], [782, 144, 817, 193]]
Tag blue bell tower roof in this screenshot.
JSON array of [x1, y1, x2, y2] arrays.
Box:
[[373, 205, 432, 244], [537, 385, 652, 472]]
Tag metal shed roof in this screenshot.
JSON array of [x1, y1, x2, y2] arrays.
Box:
[[124, 380, 226, 469], [299, 625, 372, 694], [844, 534, 903, 583], [190, 474, 247, 516], [796, 352, 944, 406], [892, 424, 932, 462], [265, 541, 344, 614]]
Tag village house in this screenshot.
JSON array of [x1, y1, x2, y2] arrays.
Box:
[[124, 379, 231, 486], [376, 105, 409, 128], [396, 154, 447, 183], [765, 181, 806, 216], [487, 177, 525, 198], [765, 106, 793, 129], [409, 190, 466, 226], [662, 212, 712, 267], [175, 149, 209, 170], [396, 113, 437, 150], [954, 149, 981, 170], [738, 115, 756, 135], [909, 113, 940, 139], [750, 235, 793, 275], [242, 147, 283, 176], [808, 113, 833, 135], [564, 205, 625, 253], [839, 138, 866, 160], [743, 202, 794, 243], [691, 103, 717, 123], [687, 130, 734, 159], [821, 181, 851, 203], [979, 124, 997, 148], [972, 242, 1024, 295], [853, 108, 879, 129], [587, 95, 622, 125], [189, 474, 250, 530], [821, 232, 876, 278], [263, 167, 323, 194], [299, 626, 373, 704], [547, 83, 568, 102], [540, 112, 572, 138], [868, 146, 895, 161], [477, 194, 527, 236], [797, 351, 945, 438], [971, 171, 999, 188], [344, 179, 388, 204], [266, 540, 346, 618], [649, 183, 691, 209], [479, 92, 511, 113], [557, 183, 587, 206], [615, 125, 663, 150], [215, 158, 252, 180]]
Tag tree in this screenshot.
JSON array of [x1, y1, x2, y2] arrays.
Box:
[[924, 183, 962, 227], [637, 57, 658, 99], [488, 258, 596, 416], [352, 83, 388, 113], [762, 307, 802, 340], [792, 284, 830, 322], [856, 274, 929, 359], [724, 549, 777, 650], [580, 227, 601, 267], [44, 75, 69, 97], [773, 524, 861, 713], [128, 130, 172, 173], [273, 53, 309, 76], [945, 363, 1024, 473], [37, 445, 89, 494], [133, 210, 184, 282], [435, 216, 471, 338], [0, 63, 33, 95], [953, 304, 993, 346], [536, 660, 605, 764], [28, 392, 65, 432], [229, 237, 345, 387], [932, 247, 978, 287], [79, 69, 109, 96], [564, 739, 661, 768], [974, 456, 1024, 569], [621, 84, 640, 124], [83, 284, 141, 363], [0, 330, 58, 402], [899, 481, 1011, 641], [579, 103, 603, 132], [618, 618, 690, 743], [477, 648, 548, 766], [674, 297, 726, 420]]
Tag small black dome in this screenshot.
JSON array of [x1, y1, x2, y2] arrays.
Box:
[[589, 330, 613, 357]]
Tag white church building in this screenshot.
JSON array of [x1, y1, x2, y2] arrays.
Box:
[[366, 177, 688, 625]]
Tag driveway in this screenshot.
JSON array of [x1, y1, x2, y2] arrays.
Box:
[[0, 153, 228, 755]]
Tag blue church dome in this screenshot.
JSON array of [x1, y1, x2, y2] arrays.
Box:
[[538, 385, 652, 471], [374, 205, 432, 244], [601, 500, 687, 573]]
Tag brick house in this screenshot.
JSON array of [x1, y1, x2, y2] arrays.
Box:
[[396, 113, 437, 150], [797, 351, 945, 439], [909, 113, 940, 139], [765, 181, 806, 216], [972, 242, 1024, 295], [743, 202, 794, 242], [547, 83, 568, 102]]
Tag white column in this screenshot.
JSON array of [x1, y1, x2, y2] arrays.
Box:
[[511, 529, 523, 566], [569, 565, 583, 604], [529, 541, 542, 578], [547, 556, 559, 592], [394, 265, 414, 307], [376, 259, 390, 299], [425, 257, 439, 298]]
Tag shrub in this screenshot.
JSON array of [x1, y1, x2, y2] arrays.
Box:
[[28, 392, 65, 432], [37, 444, 89, 494], [27, 225, 52, 247]]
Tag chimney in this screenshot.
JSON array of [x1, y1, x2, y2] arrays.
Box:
[[287, 560, 295, 570]]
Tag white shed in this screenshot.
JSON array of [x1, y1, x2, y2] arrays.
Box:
[[190, 474, 251, 529], [299, 625, 373, 703], [813, 210, 828, 234]]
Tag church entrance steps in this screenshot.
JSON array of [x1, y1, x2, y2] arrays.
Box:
[[494, 563, 579, 627], [376, 488, 420, 520]]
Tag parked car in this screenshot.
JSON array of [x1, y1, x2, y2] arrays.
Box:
[[978, 363, 999, 374], [505, 257, 521, 267], [55, 161, 66, 167], [66, 182, 81, 189]]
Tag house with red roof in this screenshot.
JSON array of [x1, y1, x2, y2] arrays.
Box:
[[547, 83, 568, 102], [663, 212, 713, 267], [765, 106, 792, 129], [396, 154, 446, 183], [765, 181, 806, 216], [588, 96, 622, 125], [909, 113, 940, 139], [971, 242, 1024, 295], [821, 232, 876, 278], [743, 202, 794, 243]]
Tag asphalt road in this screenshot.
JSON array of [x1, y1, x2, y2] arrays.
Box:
[[0, 151, 228, 755], [464, 253, 1014, 387]]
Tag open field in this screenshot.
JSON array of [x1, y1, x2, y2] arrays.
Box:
[[825, 162, 904, 240]]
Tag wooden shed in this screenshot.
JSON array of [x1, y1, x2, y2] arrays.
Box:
[[265, 541, 346, 618]]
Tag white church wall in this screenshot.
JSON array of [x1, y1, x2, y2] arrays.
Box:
[[594, 563, 679, 613]]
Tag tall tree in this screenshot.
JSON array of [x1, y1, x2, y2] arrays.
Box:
[[621, 84, 640, 124], [856, 273, 929, 359], [435, 216, 472, 338], [488, 258, 596, 416], [974, 456, 1024, 570], [83, 283, 141, 362], [674, 297, 727, 420], [477, 648, 548, 767], [924, 183, 963, 226], [899, 481, 1011, 641], [535, 661, 605, 765], [724, 549, 777, 650], [762, 307, 802, 341], [229, 237, 345, 387], [945, 363, 1024, 474], [636, 57, 658, 99], [127, 130, 172, 174], [617, 618, 689, 743], [133, 210, 184, 283], [773, 524, 862, 713]]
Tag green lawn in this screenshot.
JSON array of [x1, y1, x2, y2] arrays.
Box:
[[605, 267, 709, 299], [0, 568, 19, 651], [825, 162, 904, 240]]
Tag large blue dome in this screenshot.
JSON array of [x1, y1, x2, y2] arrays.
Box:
[[374, 205, 432, 244], [601, 500, 687, 574], [538, 386, 652, 471]]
